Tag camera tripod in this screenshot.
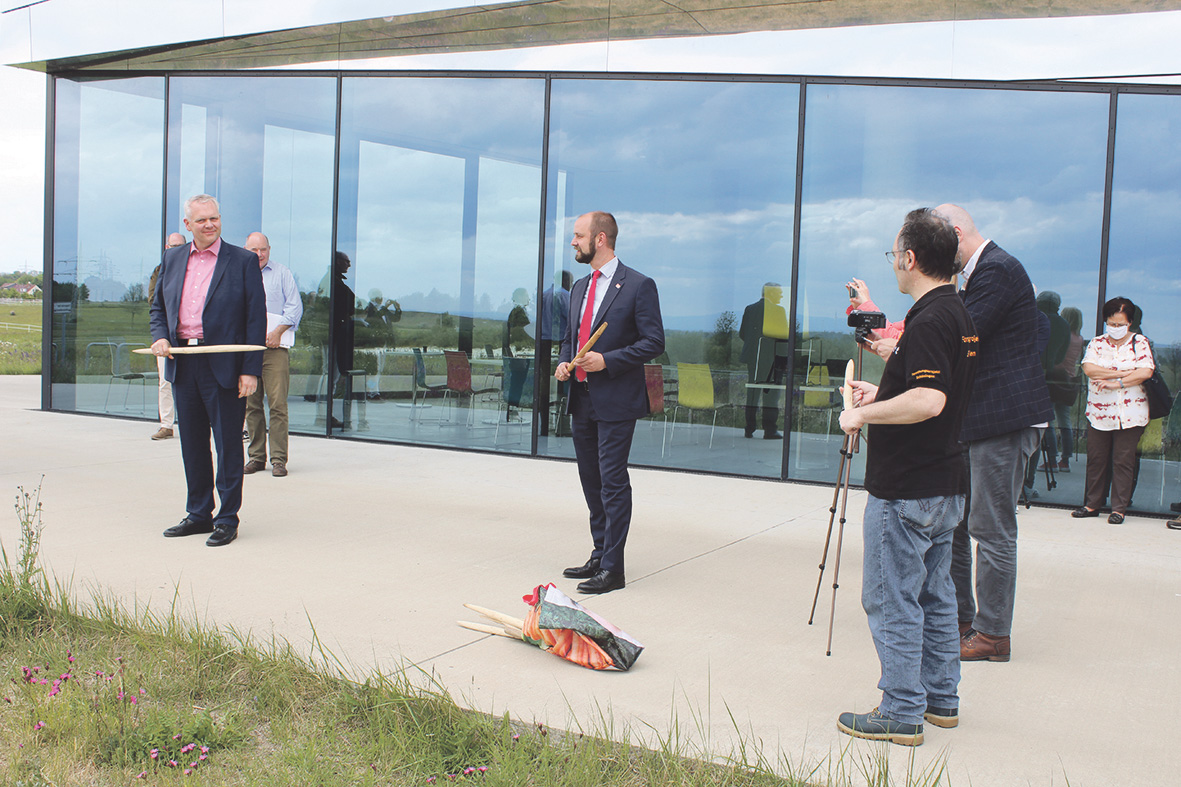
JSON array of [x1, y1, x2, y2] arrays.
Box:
[[806, 340, 866, 656]]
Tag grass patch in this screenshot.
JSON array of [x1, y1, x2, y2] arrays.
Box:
[[2, 483, 951, 786], [0, 301, 42, 375]]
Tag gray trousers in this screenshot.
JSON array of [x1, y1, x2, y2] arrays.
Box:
[[950, 426, 1043, 637]]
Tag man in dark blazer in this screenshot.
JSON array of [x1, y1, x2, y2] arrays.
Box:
[[936, 204, 1052, 662], [555, 211, 665, 594], [150, 194, 266, 547]]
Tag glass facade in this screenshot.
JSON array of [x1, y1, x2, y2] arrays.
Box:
[[45, 71, 1181, 516]]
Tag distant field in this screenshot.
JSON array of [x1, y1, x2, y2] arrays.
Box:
[[0, 300, 42, 374]]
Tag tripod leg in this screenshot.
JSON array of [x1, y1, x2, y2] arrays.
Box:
[[825, 431, 858, 656], [809, 433, 852, 625]]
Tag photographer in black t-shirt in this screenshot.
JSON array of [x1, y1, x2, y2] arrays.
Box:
[[834, 208, 979, 747]]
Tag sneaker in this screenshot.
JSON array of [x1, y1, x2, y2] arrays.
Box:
[[837, 708, 923, 746], [1057, 459, 1070, 473], [1167, 517, 1181, 530], [151, 427, 174, 441], [923, 706, 959, 728]]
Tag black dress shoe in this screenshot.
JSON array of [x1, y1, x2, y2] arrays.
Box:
[[577, 570, 625, 595], [162, 517, 214, 538], [1071, 506, 1099, 518], [206, 527, 238, 547], [562, 557, 601, 579], [764, 431, 783, 440]]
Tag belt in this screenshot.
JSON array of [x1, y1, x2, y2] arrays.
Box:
[[184, 338, 205, 346]]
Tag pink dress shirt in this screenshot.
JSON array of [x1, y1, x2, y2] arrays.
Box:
[[176, 238, 221, 341]]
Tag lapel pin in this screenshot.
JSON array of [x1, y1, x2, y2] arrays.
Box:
[[616, 283, 622, 288]]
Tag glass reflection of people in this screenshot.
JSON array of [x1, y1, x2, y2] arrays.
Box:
[[503, 287, 533, 357], [738, 282, 788, 439], [331, 250, 357, 430], [1041, 298, 1083, 473], [538, 271, 572, 436], [147, 231, 187, 441]]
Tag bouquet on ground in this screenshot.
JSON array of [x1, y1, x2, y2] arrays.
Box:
[[459, 583, 643, 671]]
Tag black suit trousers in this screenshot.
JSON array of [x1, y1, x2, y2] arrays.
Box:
[[570, 390, 637, 574], [174, 354, 247, 528]]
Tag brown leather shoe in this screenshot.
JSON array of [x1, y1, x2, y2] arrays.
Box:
[[151, 427, 174, 441], [958, 620, 973, 636], [271, 462, 287, 477], [243, 460, 266, 474], [961, 630, 1011, 662]]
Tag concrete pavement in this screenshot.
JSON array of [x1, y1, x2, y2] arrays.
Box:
[[1, 375, 1176, 786]]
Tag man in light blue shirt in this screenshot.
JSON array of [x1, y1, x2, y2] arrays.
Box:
[[243, 232, 303, 477]]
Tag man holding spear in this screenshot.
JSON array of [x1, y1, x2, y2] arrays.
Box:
[[555, 211, 665, 595], [150, 194, 266, 547]]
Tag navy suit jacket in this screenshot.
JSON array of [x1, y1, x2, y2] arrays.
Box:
[[149, 241, 266, 389], [959, 242, 1053, 442], [560, 261, 665, 422]]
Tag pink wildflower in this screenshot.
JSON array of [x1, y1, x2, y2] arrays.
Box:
[[150, 749, 159, 759], [32, 721, 45, 731], [168, 759, 178, 767], [478, 766, 488, 773], [184, 768, 192, 775], [172, 734, 182, 740], [136, 772, 146, 779], [198, 754, 207, 761], [200, 746, 209, 754], [129, 696, 137, 705]]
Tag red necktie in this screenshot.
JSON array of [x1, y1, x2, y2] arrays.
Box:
[[575, 270, 601, 382]]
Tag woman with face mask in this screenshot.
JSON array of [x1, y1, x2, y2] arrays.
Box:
[[1072, 296, 1156, 524]]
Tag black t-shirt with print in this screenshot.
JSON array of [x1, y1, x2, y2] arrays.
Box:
[[864, 284, 978, 500]]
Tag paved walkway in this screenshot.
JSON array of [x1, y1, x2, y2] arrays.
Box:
[[1, 375, 1176, 786]]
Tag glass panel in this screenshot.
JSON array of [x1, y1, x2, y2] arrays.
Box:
[[50, 76, 165, 416], [166, 75, 337, 439], [335, 76, 545, 451], [537, 79, 801, 478], [796, 84, 1110, 497], [1107, 93, 1181, 516]]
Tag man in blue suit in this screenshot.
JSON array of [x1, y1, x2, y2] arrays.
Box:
[[556, 211, 665, 594], [150, 194, 266, 547], [936, 203, 1052, 662]]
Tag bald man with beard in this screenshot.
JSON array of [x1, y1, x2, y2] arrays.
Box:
[[936, 203, 1052, 663]]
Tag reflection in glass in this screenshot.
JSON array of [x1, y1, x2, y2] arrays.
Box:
[[167, 75, 337, 438], [1108, 94, 1181, 515], [540, 78, 800, 478], [51, 77, 165, 415], [336, 76, 545, 451], [795, 84, 1109, 490]]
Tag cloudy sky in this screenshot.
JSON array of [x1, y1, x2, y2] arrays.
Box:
[[2, 2, 1179, 275]]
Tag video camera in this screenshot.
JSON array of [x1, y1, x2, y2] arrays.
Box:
[[848, 310, 886, 344]]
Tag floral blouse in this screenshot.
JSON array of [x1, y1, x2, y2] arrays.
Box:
[[1081, 333, 1155, 431]]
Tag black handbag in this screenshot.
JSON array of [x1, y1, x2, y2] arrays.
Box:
[[1134, 336, 1173, 420]]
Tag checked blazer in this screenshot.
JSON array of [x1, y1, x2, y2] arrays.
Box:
[[958, 242, 1053, 442]]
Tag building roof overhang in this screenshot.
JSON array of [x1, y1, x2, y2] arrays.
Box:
[[14, 0, 1181, 74]]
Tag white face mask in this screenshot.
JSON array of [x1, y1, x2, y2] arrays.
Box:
[[1105, 324, 1129, 341]]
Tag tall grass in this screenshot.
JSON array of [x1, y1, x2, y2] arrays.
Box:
[[2, 486, 953, 786]]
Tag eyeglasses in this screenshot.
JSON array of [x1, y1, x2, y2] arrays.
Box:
[[885, 250, 901, 264]]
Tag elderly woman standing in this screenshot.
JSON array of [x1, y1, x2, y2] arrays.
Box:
[[1072, 297, 1156, 524]]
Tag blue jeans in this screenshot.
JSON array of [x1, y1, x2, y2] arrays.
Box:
[[862, 494, 964, 725]]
